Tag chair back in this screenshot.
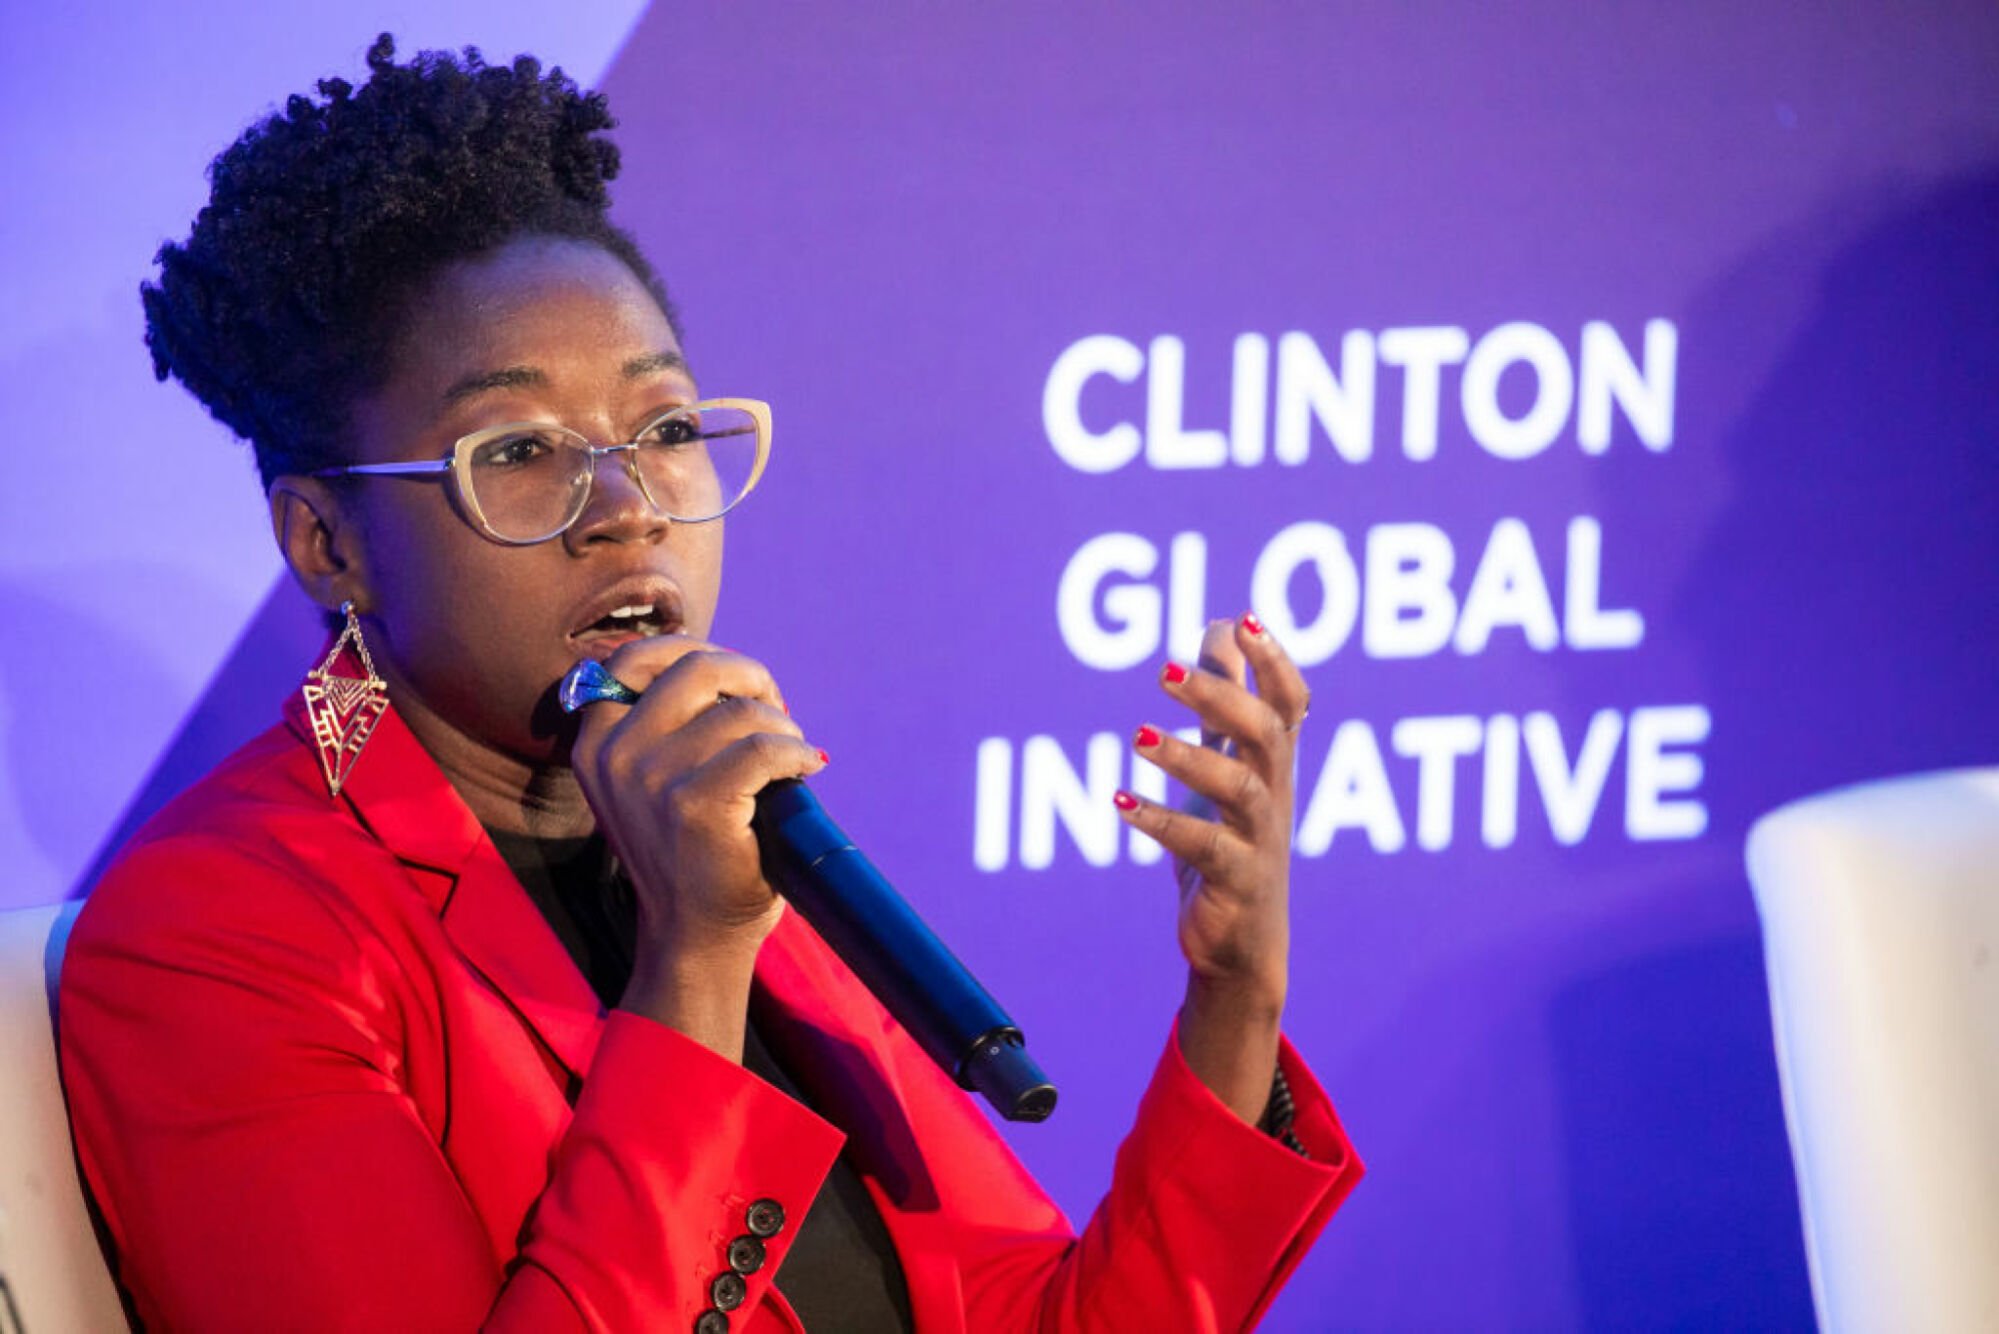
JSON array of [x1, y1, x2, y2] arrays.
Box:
[[1748, 767, 1999, 1333], [0, 902, 125, 1332]]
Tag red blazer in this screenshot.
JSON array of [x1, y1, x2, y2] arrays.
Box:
[[59, 691, 1362, 1331]]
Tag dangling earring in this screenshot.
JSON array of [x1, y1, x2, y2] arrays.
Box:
[[301, 600, 388, 798]]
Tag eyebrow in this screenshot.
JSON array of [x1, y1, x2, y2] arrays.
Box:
[[622, 351, 690, 380], [442, 366, 543, 404], [440, 350, 692, 405]]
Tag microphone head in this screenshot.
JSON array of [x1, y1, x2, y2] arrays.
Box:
[[962, 1030, 1059, 1123]]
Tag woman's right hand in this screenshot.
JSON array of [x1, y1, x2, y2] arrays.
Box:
[[567, 636, 827, 1057]]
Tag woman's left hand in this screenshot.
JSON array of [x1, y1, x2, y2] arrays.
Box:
[[1116, 612, 1312, 1122]]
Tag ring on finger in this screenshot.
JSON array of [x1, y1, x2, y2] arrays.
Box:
[[1284, 693, 1313, 733], [558, 659, 642, 713]]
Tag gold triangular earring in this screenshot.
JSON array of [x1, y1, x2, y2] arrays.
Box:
[[301, 600, 388, 798]]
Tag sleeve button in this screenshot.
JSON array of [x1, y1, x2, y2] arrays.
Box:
[[710, 1271, 747, 1312], [726, 1234, 767, 1275], [745, 1197, 786, 1237], [694, 1311, 730, 1334]]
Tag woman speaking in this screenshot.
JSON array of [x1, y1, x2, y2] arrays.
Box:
[[58, 36, 1361, 1332]]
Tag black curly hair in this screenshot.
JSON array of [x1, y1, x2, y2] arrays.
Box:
[[143, 33, 676, 489]]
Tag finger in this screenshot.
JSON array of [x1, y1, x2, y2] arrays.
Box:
[[1133, 724, 1264, 834], [607, 639, 790, 718], [1236, 611, 1311, 733], [677, 731, 829, 820], [1160, 655, 1290, 775], [582, 644, 788, 744], [1194, 620, 1248, 751], [594, 688, 809, 805], [637, 692, 806, 766], [1112, 787, 1247, 882], [571, 639, 789, 773]]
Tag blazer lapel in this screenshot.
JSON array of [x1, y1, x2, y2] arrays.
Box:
[[284, 688, 604, 1084], [437, 836, 606, 1084]]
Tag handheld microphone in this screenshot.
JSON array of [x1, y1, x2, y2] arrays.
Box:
[[754, 780, 1058, 1123]]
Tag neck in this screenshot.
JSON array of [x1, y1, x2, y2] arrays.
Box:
[[383, 672, 597, 840]]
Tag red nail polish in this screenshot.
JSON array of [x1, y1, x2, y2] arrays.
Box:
[[1113, 789, 1139, 812], [1163, 662, 1189, 686], [1242, 610, 1265, 636], [1135, 724, 1163, 748], [815, 749, 830, 765]]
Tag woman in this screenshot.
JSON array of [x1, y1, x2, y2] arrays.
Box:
[[59, 36, 1361, 1332]]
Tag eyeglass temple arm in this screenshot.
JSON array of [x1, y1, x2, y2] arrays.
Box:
[[312, 460, 454, 478]]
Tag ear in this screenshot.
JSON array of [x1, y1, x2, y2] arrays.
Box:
[[269, 478, 372, 614]]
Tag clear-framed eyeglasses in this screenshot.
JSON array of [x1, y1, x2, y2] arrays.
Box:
[[312, 398, 772, 545]]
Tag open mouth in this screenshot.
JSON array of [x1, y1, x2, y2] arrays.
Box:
[[566, 576, 687, 654], [575, 603, 670, 640]]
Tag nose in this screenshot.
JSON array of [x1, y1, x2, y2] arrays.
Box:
[[564, 446, 668, 550]]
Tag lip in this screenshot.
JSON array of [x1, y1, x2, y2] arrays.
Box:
[[564, 572, 687, 656]]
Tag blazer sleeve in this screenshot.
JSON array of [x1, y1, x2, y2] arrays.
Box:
[[57, 831, 844, 1333], [956, 1022, 1364, 1334]]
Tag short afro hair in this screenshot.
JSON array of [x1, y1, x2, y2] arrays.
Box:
[[143, 33, 675, 488]]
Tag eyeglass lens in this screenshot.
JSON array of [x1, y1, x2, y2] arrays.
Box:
[[463, 404, 762, 542]]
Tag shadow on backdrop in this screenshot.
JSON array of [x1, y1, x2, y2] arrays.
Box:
[[1680, 164, 1999, 828], [1546, 164, 1999, 1330], [73, 578, 325, 897], [1550, 936, 1811, 1328], [0, 575, 208, 883]]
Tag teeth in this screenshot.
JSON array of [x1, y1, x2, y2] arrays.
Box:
[[608, 604, 654, 620]]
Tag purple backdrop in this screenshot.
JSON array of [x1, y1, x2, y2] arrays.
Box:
[[593, 8, 1998, 1327], [0, 3, 647, 909], [21, 4, 1999, 1330]]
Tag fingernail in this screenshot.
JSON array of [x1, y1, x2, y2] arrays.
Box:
[[1113, 789, 1140, 812], [1242, 610, 1265, 636], [1162, 662, 1189, 686], [815, 748, 830, 765], [1135, 724, 1163, 748]]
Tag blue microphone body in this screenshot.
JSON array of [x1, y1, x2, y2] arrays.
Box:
[[754, 780, 1057, 1123]]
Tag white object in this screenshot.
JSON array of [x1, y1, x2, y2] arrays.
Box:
[[1747, 768, 1999, 1333], [0, 902, 125, 1331]]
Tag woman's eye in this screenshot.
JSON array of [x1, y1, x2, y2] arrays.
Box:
[[641, 414, 701, 448], [473, 432, 556, 468]]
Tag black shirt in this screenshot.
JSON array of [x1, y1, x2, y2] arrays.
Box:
[[485, 827, 916, 1334]]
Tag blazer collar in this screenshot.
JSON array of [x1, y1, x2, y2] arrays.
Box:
[[284, 687, 605, 1082]]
